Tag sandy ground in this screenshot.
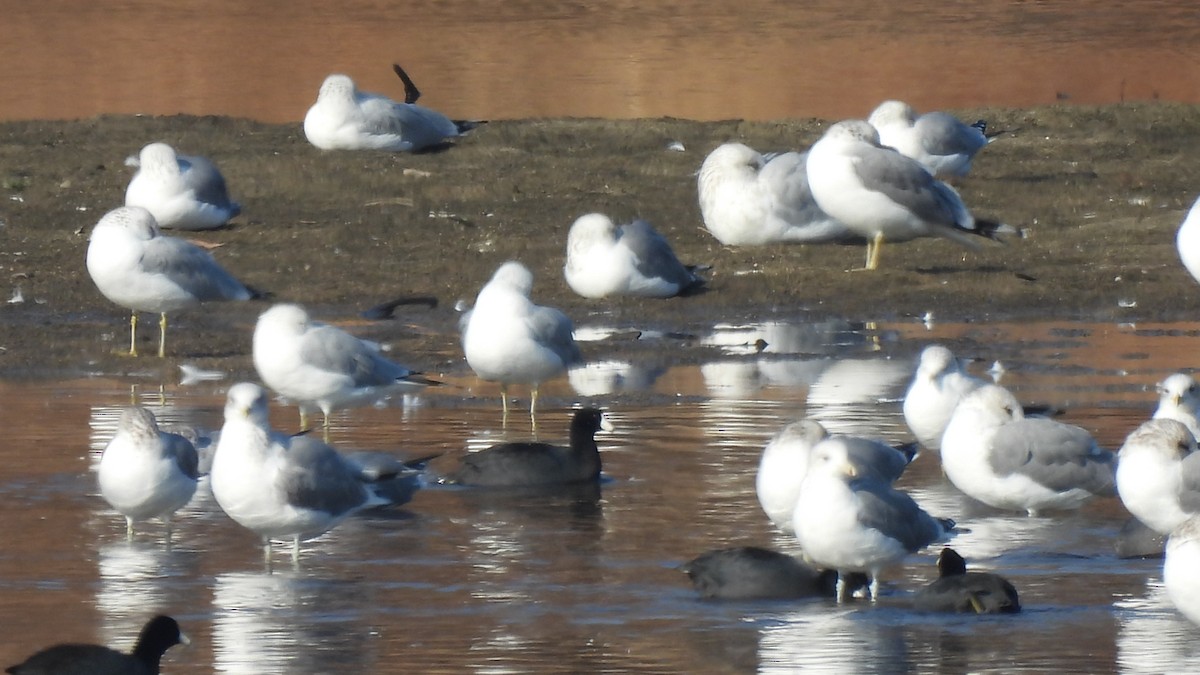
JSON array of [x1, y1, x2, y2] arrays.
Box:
[[2, 103, 1200, 381]]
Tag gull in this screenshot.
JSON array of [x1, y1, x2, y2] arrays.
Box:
[[1152, 372, 1200, 438], [756, 419, 916, 533], [5, 615, 188, 675], [792, 436, 954, 601], [210, 383, 415, 560], [563, 213, 704, 298], [911, 547, 1021, 614], [902, 344, 988, 452], [253, 303, 432, 435], [124, 142, 241, 230], [1175, 194, 1200, 286], [940, 383, 1116, 515], [1165, 516, 1200, 625], [867, 100, 990, 178], [98, 406, 200, 540], [805, 119, 1012, 270], [85, 206, 257, 357], [697, 142, 852, 245], [1116, 418, 1200, 535], [303, 64, 478, 152], [461, 261, 582, 420]]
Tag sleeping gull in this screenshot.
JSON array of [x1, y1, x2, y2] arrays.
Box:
[[1116, 418, 1200, 535], [806, 119, 1012, 270], [940, 383, 1116, 515], [1175, 195, 1200, 286], [564, 213, 704, 298], [903, 344, 988, 452], [253, 303, 432, 436], [444, 408, 611, 487], [5, 615, 188, 675], [756, 419, 916, 533], [124, 142, 241, 230], [303, 64, 478, 152], [1165, 516, 1200, 625], [210, 383, 414, 560], [911, 547, 1020, 614], [792, 436, 954, 601], [1153, 372, 1200, 438], [461, 261, 582, 420], [697, 142, 852, 245], [85, 205, 257, 357], [867, 100, 990, 178], [98, 406, 200, 539]]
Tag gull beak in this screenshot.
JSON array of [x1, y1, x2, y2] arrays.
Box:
[[842, 461, 859, 479]]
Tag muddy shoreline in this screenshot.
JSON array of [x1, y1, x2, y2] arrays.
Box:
[[2, 104, 1200, 381]]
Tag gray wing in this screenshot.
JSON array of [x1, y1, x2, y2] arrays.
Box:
[[853, 478, 945, 551], [915, 112, 988, 157], [761, 151, 853, 241], [618, 220, 696, 287], [527, 305, 583, 366], [178, 154, 239, 212], [842, 437, 910, 482], [987, 418, 1116, 494], [299, 324, 412, 387], [280, 435, 371, 515], [162, 431, 201, 479], [140, 236, 253, 301], [852, 148, 960, 228], [1179, 452, 1200, 512]]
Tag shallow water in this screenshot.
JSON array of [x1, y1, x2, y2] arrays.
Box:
[[2, 1, 1199, 122], [2, 319, 1200, 672]]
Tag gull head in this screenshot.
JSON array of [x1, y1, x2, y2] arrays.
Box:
[[93, 206, 161, 242], [916, 344, 961, 380], [118, 406, 161, 443], [1122, 418, 1196, 462], [224, 382, 271, 427], [257, 303, 312, 337], [317, 74, 357, 102], [137, 142, 180, 175], [867, 100, 918, 129], [700, 142, 764, 177], [1158, 373, 1200, 409], [959, 384, 1024, 424], [771, 419, 829, 450], [486, 261, 535, 297], [823, 119, 881, 146], [808, 438, 860, 480]]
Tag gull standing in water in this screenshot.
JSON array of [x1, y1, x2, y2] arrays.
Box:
[[303, 64, 478, 152], [697, 142, 852, 245], [253, 303, 432, 437], [124, 142, 241, 230], [1153, 372, 1200, 438], [564, 213, 704, 298], [806, 120, 1011, 270], [903, 344, 988, 452], [98, 406, 200, 540], [1116, 418, 1200, 535], [85, 206, 257, 357], [461, 261, 582, 423], [867, 100, 990, 178]]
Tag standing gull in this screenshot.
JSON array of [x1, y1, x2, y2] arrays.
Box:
[[940, 383, 1116, 515], [1152, 372, 1200, 438], [564, 213, 704, 298], [903, 344, 988, 452], [792, 437, 953, 601], [253, 303, 432, 436], [756, 419, 916, 533], [1175, 194, 1200, 286], [210, 383, 412, 560], [697, 142, 852, 245], [867, 100, 990, 178], [1165, 516, 1200, 625], [124, 142, 241, 231], [1116, 418, 1200, 535], [98, 407, 200, 539], [461, 261, 582, 420], [85, 206, 257, 357], [303, 64, 477, 152], [806, 120, 1011, 270]]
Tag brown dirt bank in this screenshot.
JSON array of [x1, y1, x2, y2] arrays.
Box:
[[2, 104, 1200, 381]]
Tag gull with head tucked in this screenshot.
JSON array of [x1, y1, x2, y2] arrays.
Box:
[[125, 142, 241, 231], [564, 213, 704, 298], [868, 100, 990, 178]]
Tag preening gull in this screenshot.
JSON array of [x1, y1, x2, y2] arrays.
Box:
[[903, 344, 988, 452], [303, 64, 477, 152], [697, 142, 852, 245], [210, 383, 411, 559], [806, 119, 1011, 270], [1153, 372, 1200, 438], [911, 547, 1020, 614], [444, 408, 611, 487], [1165, 516, 1200, 625], [253, 303, 432, 435], [1175, 195, 1200, 286], [5, 615, 187, 675], [85, 206, 257, 357], [564, 213, 704, 298], [1116, 418, 1200, 535], [867, 100, 990, 178], [792, 436, 953, 601], [125, 142, 241, 231], [940, 383, 1116, 515], [461, 261, 583, 419], [98, 407, 200, 539], [756, 419, 916, 533]]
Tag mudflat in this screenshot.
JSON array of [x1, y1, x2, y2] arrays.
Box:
[[2, 104, 1199, 380]]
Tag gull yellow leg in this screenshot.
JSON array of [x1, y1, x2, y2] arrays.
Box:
[[157, 312, 168, 358], [128, 312, 139, 357], [866, 232, 885, 271], [500, 383, 510, 428]]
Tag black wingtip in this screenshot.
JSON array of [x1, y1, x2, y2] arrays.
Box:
[[975, 218, 1017, 243], [894, 441, 920, 464], [392, 63, 421, 104], [360, 295, 439, 320], [453, 119, 487, 134]]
